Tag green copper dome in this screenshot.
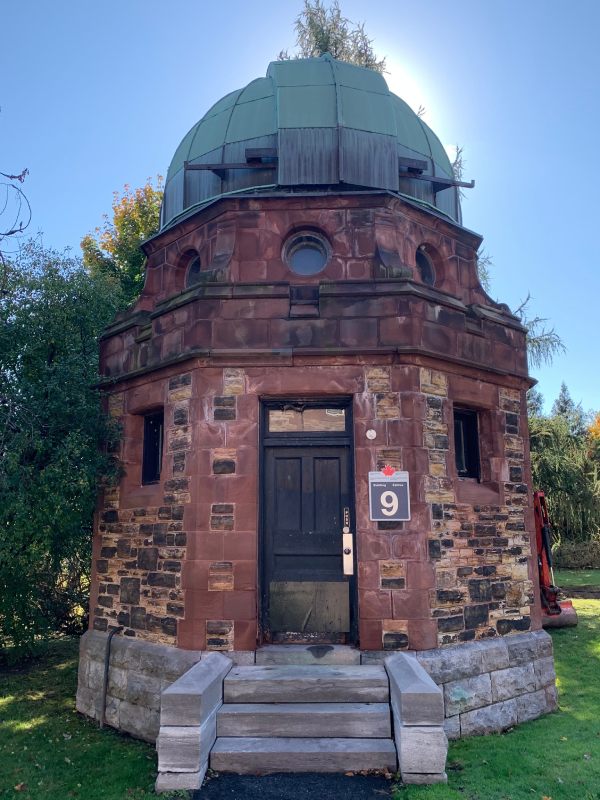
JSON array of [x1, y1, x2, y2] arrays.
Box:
[[161, 54, 459, 229]]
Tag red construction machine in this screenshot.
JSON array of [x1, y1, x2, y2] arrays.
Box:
[[534, 490, 578, 628]]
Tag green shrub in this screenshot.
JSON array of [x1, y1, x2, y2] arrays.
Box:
[[553, 540, 600, 569]]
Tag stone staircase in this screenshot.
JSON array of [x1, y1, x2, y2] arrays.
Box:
[[155, 645, 448, 792], [211, 662, 396, 773]]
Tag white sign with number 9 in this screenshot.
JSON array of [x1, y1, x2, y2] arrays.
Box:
[[380, 490, 399, 516]]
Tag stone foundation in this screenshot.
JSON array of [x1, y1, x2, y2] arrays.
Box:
[[77, 629, 557, 743]]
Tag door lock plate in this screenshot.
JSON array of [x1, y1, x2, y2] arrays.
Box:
[[342, 532, 354, 575]]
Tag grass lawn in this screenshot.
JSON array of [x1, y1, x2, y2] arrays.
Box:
[[393, 599, 600, 800], [1, 601, 599, 800], [554, 569, 600, 589]]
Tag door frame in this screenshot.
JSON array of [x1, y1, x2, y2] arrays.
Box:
[[258, 396, 358, 645]]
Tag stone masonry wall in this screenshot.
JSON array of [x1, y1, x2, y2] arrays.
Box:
[[91, 373, 193, 643]]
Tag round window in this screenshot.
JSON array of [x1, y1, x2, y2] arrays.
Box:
[[284, 232, 330, 276], [416, 248, 435, 286], [185, 255, 202, 287]]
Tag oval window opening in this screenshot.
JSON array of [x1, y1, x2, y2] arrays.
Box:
[[186, 255, 202, 287], [416, 248, 435, 286], [284, 233, 330, 276]]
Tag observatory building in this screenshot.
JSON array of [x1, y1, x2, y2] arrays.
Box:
[[77, 55, 557, 786]]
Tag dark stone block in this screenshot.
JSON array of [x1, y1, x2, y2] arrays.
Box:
[[131, 606, 147, 629], [433, 435, 449, 449], [169, 373, 191, 389], [116, 539, 131, 558], [493, 537, 509, 547], [468, 579, 492, 602], [137, 547, 159, 571], [175, 533, 187, 546], [426, 396, 443, 409], [172, 505, 185, 520], [162, 559, 182, 572], [214, 396, 236, 408], [458, 629, 476, 642], [96, 559, 108, 574], [491, 582, 507, 599], [497, 616, 531, 635], [102, 510, 118, 523], [164, 478, 189, 491], [173, 408, 189, 425], [153, 530, 167, 546], [383, 632, 409, 650], [100, 547, 117, 559], [381, 578, 406, 589], [106, 583, 120, 595], [117, 611, 130, 626], [166, 603, 185, 616], [457, 567, 473, 577], [441, 539, 454, 548], [509, 466, 523, 482], [97, 595, 113, 608], [120, 577, 140, 605], [158, 506, 172, 519], [213, 459, 236, 474], [437, 589, 464, 603], [475, 565, 496, 576], [161, 617, 178, 637], [212, 503, 234, 514], [147, 572, 176, 588], [437, 615, 464, 632], [464, 603, 490, 629], [211, 515, 234, 530], [93, 617, 108, 631], [214, 408, 236, 421], [431, 504, 444, 520], [428, 539, 442, 560]]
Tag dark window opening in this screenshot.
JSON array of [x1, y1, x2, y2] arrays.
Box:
[[186, 255, 202, 287], [454, 408, 480, 479], [142, 410, 164, 484], [416, 248, 435, 286]]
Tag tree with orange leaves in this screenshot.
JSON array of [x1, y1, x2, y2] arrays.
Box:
[[81, 177, 163, 307]]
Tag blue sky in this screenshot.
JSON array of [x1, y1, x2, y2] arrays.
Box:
[[2, 0, 599, 415]]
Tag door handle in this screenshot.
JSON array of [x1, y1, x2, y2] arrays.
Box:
[[342, 531, 354, 575]]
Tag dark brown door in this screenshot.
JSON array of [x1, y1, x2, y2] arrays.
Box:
[[262, 426, 355, 643]]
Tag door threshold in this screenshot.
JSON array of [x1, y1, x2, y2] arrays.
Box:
[[256, 643, 360, 665]]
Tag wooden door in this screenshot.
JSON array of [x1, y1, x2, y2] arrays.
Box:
[[262, 443, 354, 643]]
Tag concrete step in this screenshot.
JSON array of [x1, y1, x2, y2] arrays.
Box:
[[210, 736, 397, 774], [217, 702, 392, 738], [255, 644, 360, 666], [223, 664, 389, 704]]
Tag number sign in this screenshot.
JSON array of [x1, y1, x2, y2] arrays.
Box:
[[368, 471, 410, 521]]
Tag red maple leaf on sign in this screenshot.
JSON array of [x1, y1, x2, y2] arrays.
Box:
[[382, 465, 395, 476]]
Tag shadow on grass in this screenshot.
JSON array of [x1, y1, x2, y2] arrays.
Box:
[[0, 638, 161, 800]]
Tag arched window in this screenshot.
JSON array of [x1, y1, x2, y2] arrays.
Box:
[[185, 254, 202, 287], [416, 247, 435, 286]]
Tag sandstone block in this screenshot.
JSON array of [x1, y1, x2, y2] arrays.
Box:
[[444, 674, 492, 716], [385, 653, 444, 725], [533, 656, 556, 690], [155, 764, 206, 793], [545, 683, 559, 712], [443, 715, 460, 740], [160, 652, 232, 726], [516, 689, 548, 723], [157, 707, 218, 772], [506, 630, 552, 666], [396, 725, 448, 774], [416, 642, 483, 684], [460, 699, 517, 736], [479, 639, 510, 672], [119, 699, 160, 742], [402, 772, 448, 784], [491, 663, 536, 702], [126, 672, 162, 711]]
